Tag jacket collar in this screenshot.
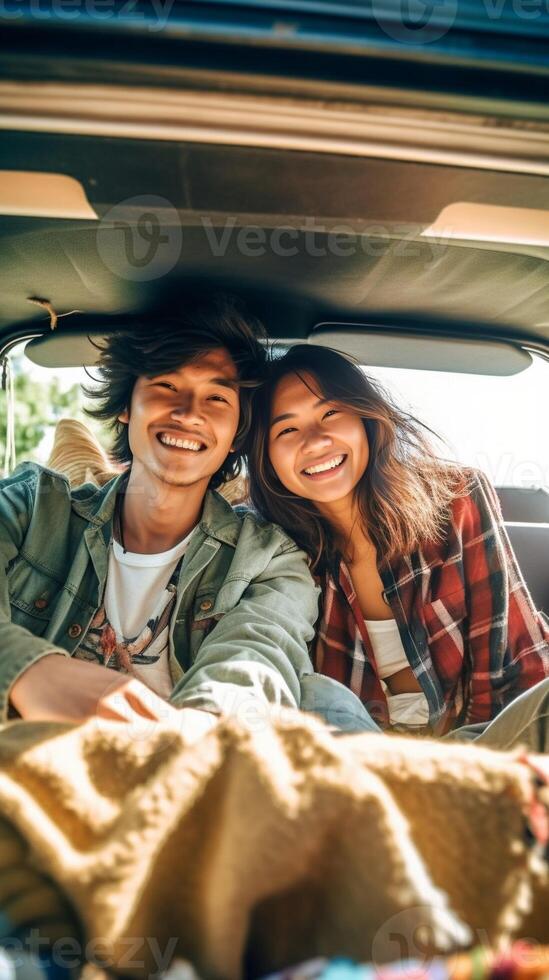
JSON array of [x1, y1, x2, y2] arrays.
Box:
[[70, 471, 126, 527], [199, 487, 243, 547], [71, 472, 243, 548]]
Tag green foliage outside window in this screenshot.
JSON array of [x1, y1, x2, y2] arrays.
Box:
[[1, 355, 109, 469]]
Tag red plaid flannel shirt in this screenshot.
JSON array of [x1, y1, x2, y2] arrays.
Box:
[[314, 470, 549, 735]]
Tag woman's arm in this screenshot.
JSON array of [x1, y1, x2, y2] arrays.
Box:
[[460, 469, 549, 724]]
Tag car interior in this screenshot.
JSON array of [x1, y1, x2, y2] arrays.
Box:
[[0, 3, 549, 976]]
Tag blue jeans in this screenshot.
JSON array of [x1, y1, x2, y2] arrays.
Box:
[[303, 672, 549, 751]]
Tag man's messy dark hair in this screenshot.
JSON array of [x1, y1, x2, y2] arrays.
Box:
[[83, 294, 267, 490]]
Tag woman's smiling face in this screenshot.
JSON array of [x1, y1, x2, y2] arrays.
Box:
[[268, 371, 370, 505]]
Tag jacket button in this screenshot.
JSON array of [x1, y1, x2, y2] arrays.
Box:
[[68, 624, 82, 638], [199, 599, 213, 612], [34, 598, 48, 610]]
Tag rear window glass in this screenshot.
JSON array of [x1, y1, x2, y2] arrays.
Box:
[[365, 354, 548, 489]]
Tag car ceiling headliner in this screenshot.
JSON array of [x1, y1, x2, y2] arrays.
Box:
[[2, 133, 549, 349]]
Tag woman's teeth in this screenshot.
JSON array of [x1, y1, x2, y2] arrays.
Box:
[[303, 454, 345, 475], [159, 433, 203, 450]]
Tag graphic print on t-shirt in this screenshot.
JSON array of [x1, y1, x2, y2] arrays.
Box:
[[76, 549, 187, 699], [77, 522, 196, 698], [78, 564, 179, 670]]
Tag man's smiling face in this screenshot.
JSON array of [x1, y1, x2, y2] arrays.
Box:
[[119, 347, 240, 490]]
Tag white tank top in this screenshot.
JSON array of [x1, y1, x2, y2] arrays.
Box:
[[364, 618, 429, 729]]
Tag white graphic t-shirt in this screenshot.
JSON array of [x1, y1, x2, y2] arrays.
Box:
[[76, 529, 195, 698]]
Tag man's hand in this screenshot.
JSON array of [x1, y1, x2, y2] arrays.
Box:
[[9, 654, 219, 743], [11, 654, 173, 724]]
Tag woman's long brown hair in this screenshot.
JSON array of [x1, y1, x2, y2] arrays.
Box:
[[247, 345, 471, 574]]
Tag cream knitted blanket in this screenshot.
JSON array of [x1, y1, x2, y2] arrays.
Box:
[[0, 712, 546, 980]]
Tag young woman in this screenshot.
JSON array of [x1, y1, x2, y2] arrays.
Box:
[[248, 344, 549, 745]]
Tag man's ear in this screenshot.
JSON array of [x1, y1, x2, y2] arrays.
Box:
[[118, 408, 129, 424]]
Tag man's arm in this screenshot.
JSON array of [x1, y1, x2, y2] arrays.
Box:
[[1, 470, 207, 737], [169, 541, 320, 723], [0, 470, 76, 722]]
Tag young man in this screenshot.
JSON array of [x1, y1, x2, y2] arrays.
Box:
[[0, 297, 320, 743]]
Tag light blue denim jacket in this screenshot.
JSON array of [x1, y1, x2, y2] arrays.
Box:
[[0, 463, 376, 731]]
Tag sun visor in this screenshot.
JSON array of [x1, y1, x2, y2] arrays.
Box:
[[0, 171, 98, 219], [421, 203, 549, 247], [25, 332, 106, 368], [309, 326, 532, 376]]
